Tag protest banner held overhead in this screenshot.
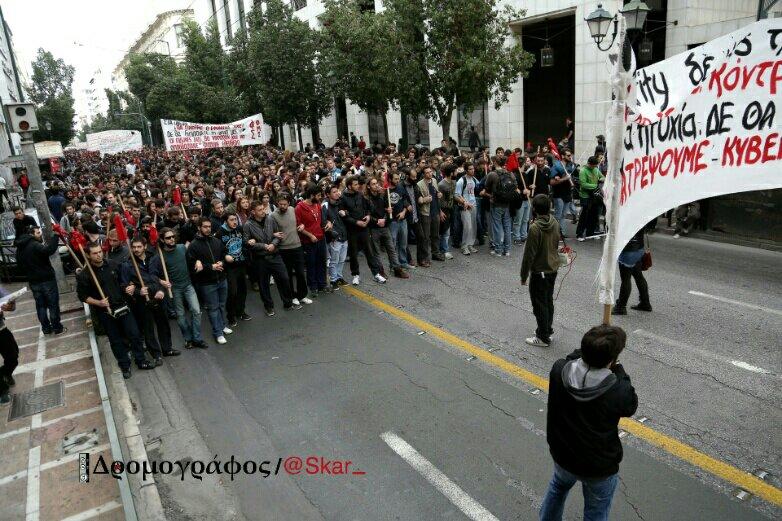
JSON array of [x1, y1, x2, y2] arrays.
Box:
[[86, 130, 143, 157], [161, 114, 267, 151], [597, 18, 782, 305]]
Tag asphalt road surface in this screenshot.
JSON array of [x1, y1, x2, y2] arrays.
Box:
[[126, 228, 781, 521]]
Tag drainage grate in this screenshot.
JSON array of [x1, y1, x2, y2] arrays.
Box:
[[8, 381, 65, 421]]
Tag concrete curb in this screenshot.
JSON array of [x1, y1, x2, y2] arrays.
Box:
[[88, 312, 167, 521]]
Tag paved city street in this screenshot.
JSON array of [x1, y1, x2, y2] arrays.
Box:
[[126, 227, 782, 521]]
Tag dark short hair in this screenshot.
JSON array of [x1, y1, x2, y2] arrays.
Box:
[[249, 200, 264, 211], [532, 194, 551, 216], [588, 156, 599, 166], [495, 156, 507, 167], [130, 236, 146, 246], [86, 241, 102, 253], [198, 217, 212, 227], [581, 325, 627, 368], [159, 227, 175, 239], [11, 206, 22, 213]]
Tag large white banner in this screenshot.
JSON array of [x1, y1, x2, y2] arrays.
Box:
[[86, 130, 143, 156], [605, 19, 782, 280], [161, 114, 267, 151]]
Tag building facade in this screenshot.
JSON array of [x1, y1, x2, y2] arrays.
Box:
[[0, 5, 23, 185], [112, 9, 195, 93]]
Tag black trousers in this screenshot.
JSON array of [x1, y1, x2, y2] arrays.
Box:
[[617, 262, 650, 308], [256, 255, 293, 310], [529, 272, 557, 343], [576, 196, 601, 238], [130, 301, 170, 357], [226, 265, 248, 321], [97, 310, 147, 370], [0, 328, 19, 395], [279, 247, 309, 299], [416, 214, 440, 263], [347, 228, 379, 277]]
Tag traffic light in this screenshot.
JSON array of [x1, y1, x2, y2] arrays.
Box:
[[3, 103, 39, 133]]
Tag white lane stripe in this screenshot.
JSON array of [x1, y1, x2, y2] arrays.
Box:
[[633, 329, 777, 377], [0, 444, 111, 486], [60, 501, 122, 521], [14, 316, 82, 333], [688, 290, 782, 317], [381, 431, 499, 521], [14, 351, 92, 374], [25, 446, 40, 520], [65, 376, 98, 388], [0, 406, 103, 441], [19, 331, 85, 349]]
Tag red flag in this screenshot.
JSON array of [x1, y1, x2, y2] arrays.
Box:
[[52, 223, 67, 240], [148, 225, 158, 248], [70, 230, 88, 251], [506, 152, 519, 172], [124, 209, 136, 227], [113, 214, 128, 242], [547, 138, 561, 161], [382, 171, 390, 189], [172, 186, 182, 206]]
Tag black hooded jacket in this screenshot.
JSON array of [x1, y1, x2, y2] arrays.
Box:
[[546, 349, 638, 478], [16, 233, 59, 284]]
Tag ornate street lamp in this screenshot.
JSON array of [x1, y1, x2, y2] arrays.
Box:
[[585, 2, 650, 51]]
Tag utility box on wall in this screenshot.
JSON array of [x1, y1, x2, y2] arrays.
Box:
[[3, 103, 38, 133]]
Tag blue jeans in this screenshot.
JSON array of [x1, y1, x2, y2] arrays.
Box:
[[328, 240, 348, 282], [172, 284, 202, 343], [512, 200, 530, 241], [303, 240, 328, 291], [490, 205, 512, 253], [30, 280, 62, 333], [197, 279, 227, 338], [539, 463, 619, 521], [552, 198, 566, 234], [390, 220, 410, 267]]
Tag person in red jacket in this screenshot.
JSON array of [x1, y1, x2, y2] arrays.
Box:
[[295, 184, 330, 295]]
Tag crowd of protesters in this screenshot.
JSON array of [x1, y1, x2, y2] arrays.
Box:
[[0, 134, 643, 520]]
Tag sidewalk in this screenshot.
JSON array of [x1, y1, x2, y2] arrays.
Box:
[[0, 283, 124, 520]]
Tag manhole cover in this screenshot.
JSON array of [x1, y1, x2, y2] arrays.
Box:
[[8, 381, 64, 421]]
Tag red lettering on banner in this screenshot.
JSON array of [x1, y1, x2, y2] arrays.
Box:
[[722, 133, 781, 166], [708, 60, 782, 97]]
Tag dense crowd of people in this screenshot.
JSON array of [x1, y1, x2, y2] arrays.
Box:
[[0, 136, 645, 520]]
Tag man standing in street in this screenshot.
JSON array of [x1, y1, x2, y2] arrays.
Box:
[[367, 178, 409, 279], [187, 218, 231, 344], [438, 164, 457, 260], [388, 171, 413, 270], [324, 185, 349, 287], [273, 193, 312, 305], [152, 228, 207, 349], [295, 185, 330, 295], [520, 195, 560, 348], [220, 213, 250, 326], [16, 225, 66, 335], [485, 156, 518, 257], [340, 176, 384, 284], [540, 325, 638, 520], [77, 242, 154, 379], [244, 201, 300, 316], [550, 150, 577, 235], [415, 166, 444, 266]]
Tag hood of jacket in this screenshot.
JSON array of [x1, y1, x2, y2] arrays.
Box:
[[15, 233, 35, 248], [560, 358, 617, 402], [533, 214, 557, 232]]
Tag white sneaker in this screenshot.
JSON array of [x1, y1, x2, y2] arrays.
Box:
[[270, 278, 275, 285], [223, 327, 233, 335], [462, 247, 471, 255], [352, 275, 360, 285], [444, 252, 454, 259], [525, 336, 549, 347], [374, 273, 387, 284], [301, 297, 313, 305], [216, 336, 227, 345], [469, 246, 478, 253], [673, 234, 680, 239], [292, 298, 300, 306], [503, 252, 511, 257]]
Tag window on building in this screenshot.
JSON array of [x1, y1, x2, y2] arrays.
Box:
[[292, 0, 307, 10], [405, 113, 429, 148], [457, 101, 488, 149], [174, 24, 185, 48], [237, 0, 246, 30], [223, 0, 233, 41], [368, 109, 388, 146]]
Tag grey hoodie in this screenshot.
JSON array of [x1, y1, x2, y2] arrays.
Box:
[[560, 358, 617, 402]]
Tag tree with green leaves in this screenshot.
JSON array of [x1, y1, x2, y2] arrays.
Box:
[[319, 0, 399, 142], [26, 49, 76, 144], [248, 0, 331, 149], [83, 89, 145, 136], [384, 0, 534, 141]]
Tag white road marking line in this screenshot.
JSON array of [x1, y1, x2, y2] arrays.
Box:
[[19, 330, 85, 349], [14, 351, 92, 374], [65, 376, 98, 388], [0, 406, 103, 441], [633, 329, 777, 377], [381, 431, 499, 521], [688, 290, 782, 317], [59, 501, 122, 521], [0, 444, 111, 487], [14, 316, 82, 333], [25, 446, 40, 520]]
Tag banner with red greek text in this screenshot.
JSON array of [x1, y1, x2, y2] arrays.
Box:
[[615, 18, 782, 257], [161, 114, 267, 151]]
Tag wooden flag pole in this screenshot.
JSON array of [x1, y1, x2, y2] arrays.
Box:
[[127, 240, 150, 302], [602, 303, 612, 325], [62, 240, 83, 268], [157, 244, 174, 298], [386, 187, 393, 219]]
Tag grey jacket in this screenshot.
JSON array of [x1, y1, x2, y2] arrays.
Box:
[[243, 216, 281, 258]]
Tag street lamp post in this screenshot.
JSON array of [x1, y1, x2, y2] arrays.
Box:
[[44, 121, 52, 140], [585, 2, 649, 324]]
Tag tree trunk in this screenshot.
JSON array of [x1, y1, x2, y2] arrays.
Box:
[[381, 111, 390, 146], [296, 122, 304, 151], [440, 110, 452, 143], [279, 125, 285, 149]]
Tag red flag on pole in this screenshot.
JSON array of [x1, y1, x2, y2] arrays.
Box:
[[547, 137, 561, 161], [113, 214, 128, 242], [52, 223, 68, 240], [124, 209, 136, 227], [148, 224, 159, 248], [70, 230, 88, 251], [506, 152, 519, 172], [172, 186, 182, 206]]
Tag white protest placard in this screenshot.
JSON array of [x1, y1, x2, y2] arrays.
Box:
[[86, 130, 143, 156], [34, 141, 64, 159], [598, 19, 782, 304], [161, 113, 267, 151]]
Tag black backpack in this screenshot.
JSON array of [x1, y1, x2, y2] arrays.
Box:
[[494, 171, 519, 204]]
